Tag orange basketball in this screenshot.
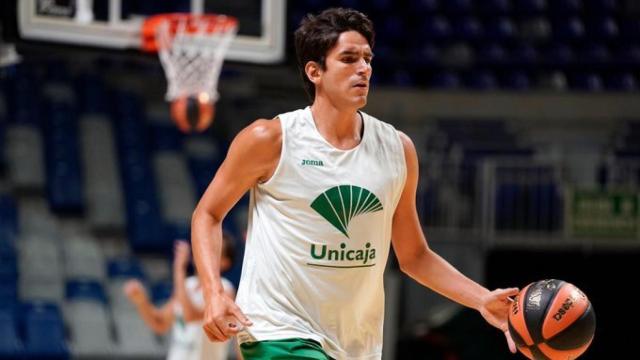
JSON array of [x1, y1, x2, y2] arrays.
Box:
[[508, 279, 596, 360], [170, 93, 215, 133]]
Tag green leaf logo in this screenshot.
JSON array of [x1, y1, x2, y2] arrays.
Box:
[[310, 185, 383, 238]]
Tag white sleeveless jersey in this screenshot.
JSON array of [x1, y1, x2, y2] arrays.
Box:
[[235, 107, 406, 360]]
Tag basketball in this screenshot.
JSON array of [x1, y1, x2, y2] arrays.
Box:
[[508, 279, 596, 360], [170, 93, 216, 133]]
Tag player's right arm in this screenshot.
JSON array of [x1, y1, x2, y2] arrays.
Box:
[[122, 279, 174, 335], [191, 118, 282, 342]]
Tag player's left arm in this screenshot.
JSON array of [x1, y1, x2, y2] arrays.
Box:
[[391, 131, 518, 353]]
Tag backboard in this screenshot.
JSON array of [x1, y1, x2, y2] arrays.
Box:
[[12, 0, 285, 63]]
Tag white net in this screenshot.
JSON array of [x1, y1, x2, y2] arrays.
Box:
[[154, 15, 237, 102]]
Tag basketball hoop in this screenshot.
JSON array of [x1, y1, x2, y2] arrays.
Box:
[[142, 14, 238, 133]]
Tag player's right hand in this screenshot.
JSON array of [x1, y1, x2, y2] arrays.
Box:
[[122, 279, 147, 306], [202, 291, 253, 342], [173, 240, 191, 271]]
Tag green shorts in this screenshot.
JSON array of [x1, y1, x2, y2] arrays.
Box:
[[240, 338, 333, 360]]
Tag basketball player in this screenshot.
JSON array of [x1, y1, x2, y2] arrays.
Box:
[[191, 7, 519, 360], [123, 237, 235, 360]]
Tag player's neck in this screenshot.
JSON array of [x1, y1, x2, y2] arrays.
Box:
[[310, 99, 363, 149]]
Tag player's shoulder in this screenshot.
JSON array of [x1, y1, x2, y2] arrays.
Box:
[[245, 117, 282, 139], [233, 117, 282, 152], [361, 111, 414, 153], [238, 107, 310, 146], [361, 110, 398, 132]]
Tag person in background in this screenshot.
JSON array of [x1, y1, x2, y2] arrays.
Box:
[[123, 235, 236, 360]]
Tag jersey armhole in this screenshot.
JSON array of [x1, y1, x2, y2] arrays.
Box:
[[258, 116, 286, 186], [392, 129, 409, 210]]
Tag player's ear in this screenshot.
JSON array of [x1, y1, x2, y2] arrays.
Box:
[[305, 61, 322, 85]]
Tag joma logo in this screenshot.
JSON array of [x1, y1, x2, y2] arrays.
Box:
[[301, 159, 324, 166]]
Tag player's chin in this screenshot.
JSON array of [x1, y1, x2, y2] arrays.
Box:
[[349, 93, 368, 107]]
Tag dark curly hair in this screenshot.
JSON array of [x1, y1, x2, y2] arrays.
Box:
[[294, 8, 375, 101]]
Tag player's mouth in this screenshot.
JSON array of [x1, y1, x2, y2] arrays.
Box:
[[353, 82, 368, 89]]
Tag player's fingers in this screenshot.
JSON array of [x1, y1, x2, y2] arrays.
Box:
[[230, 305, 253, 326], [203, 322, 227, 342], [202, 325, 217, 341], [214, 318, 237, 339], [504, 329, 517, 354], [494, 287, 519, 300], [222, 319, 243, 336]]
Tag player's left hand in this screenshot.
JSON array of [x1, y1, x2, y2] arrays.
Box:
[[478, 287, 520, 354]]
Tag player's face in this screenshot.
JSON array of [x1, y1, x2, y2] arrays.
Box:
[[320, 31, 373, 109]]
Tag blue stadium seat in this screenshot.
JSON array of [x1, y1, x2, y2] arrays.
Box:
[[0, 282, 17, 308], [544, 43, 575, 66], [409, 0, 439, 14], [65, 280, 107, 304], [586, 0, 617, 13], [0, 307, 24, 359], [441, 0, 472, 14], [380, 16, 405, 43], [484, 18, 517, 42], [511, 43, 539, 67], [477, 0, 510, 14], [371, 0, 392, 12], [514, 0, 547, 14], [553, 18, 586, 41], [421, 16, 452, 41], [390, 70, 416, 87], [149, 124, 184, 152], [453, 17, 484, 41], [579, 43, 611, 65], [4, 74, 41, 126], [151, 281, 173, 305], [76, 74, 108, 114], [44, 61, 71, 83], [167, 222, 190, 243], [614, 44, 640, 66], [606, 73, 637, 91], [44, 103, 84, 214], [503, 71, 532, 90], [430, 71, 461, 89], [0, 122, 4, 172], [520, 17, 551, 43], [588, 17, 619, 40], [619, 20, 640, 40], [0, 256, 16, 284], [477, 43, 508, 66], [467, 70, 498, 90], [22, 302, 69, 359], [415, 43, 440, 67], [0, 196, 18, 239], [571, 73, 604, 91], [549, 0, 582, 14], [107, 258, 145, 280], [189, 158, 220, 197]]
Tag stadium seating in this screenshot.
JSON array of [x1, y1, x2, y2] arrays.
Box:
[[0, 307, 24, 359], [22, 302, 70, 359], [322, 0, 640, 91], [64, 280, 114, 357]]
